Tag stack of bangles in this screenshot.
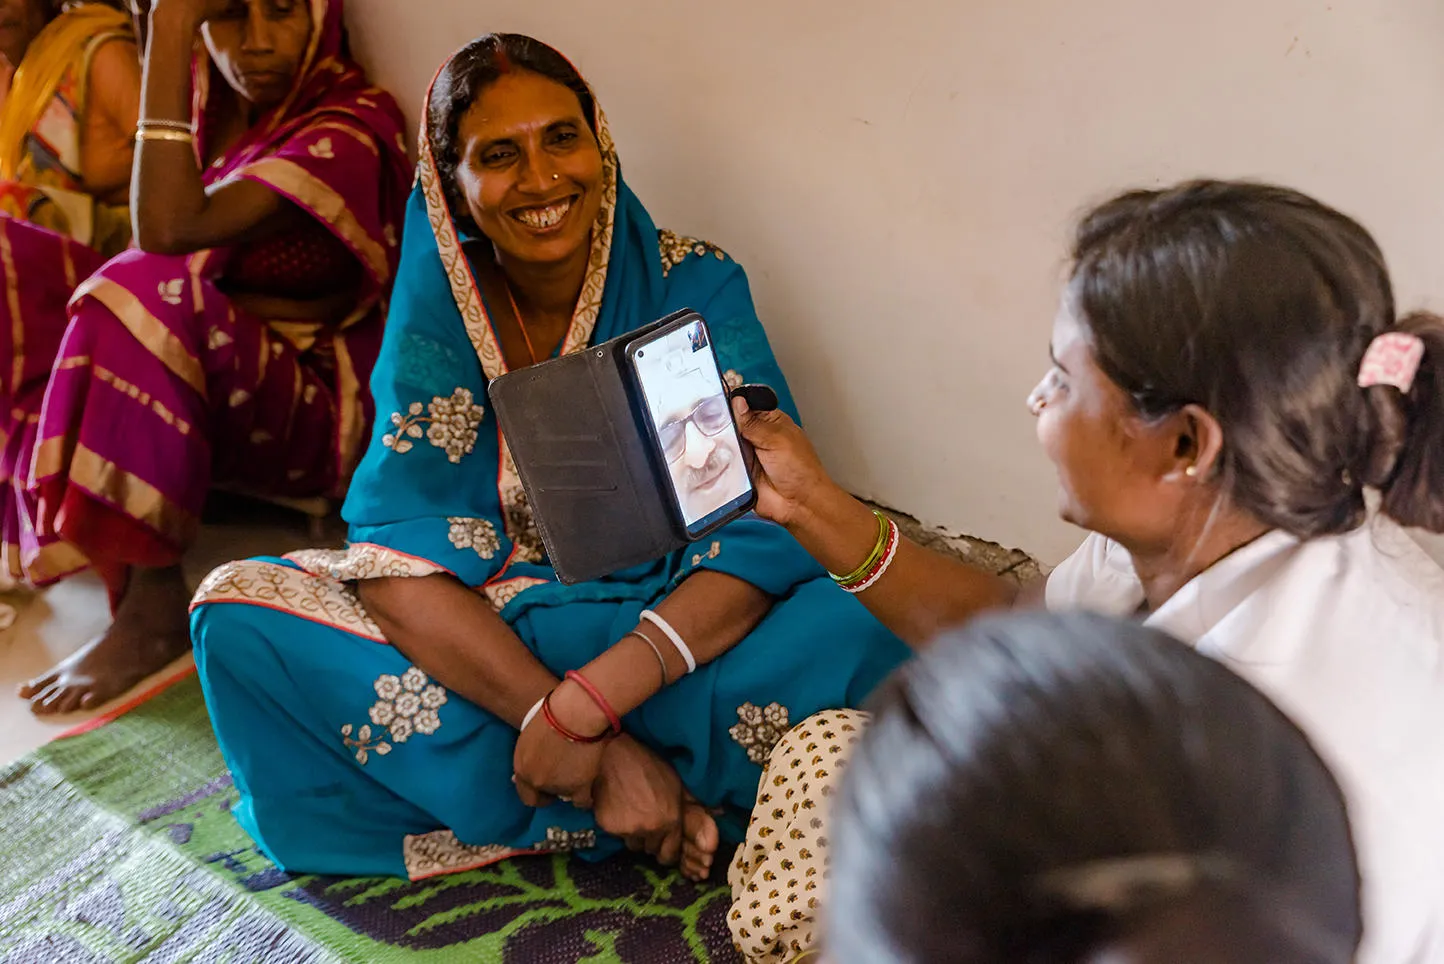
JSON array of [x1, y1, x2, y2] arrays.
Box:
[[829, 509, 900, 593], [519, 609, 697, 739], [135, 118, 195, 145]]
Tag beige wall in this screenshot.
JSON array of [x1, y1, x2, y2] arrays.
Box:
[[347, 0, 1444, 563]]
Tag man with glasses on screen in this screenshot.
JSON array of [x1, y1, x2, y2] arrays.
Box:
[[640, 322, 750, 526]]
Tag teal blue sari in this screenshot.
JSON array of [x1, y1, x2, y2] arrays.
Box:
[[189, 79, 907, 881]]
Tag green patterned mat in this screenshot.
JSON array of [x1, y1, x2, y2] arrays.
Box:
[[0, 677, 741, 963]]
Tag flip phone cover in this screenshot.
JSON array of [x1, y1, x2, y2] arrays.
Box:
[[488, 315, 684, 584]]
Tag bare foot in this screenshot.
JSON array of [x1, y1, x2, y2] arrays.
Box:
[[680, 794, 720, 882], [19, 565, 191, 715]]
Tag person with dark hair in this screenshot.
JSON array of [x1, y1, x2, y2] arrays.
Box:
[[728, 180, 1444, 963], [821, 612, 1361, 964], [13, 0, 410, 714], [190, 34, 906, 883]]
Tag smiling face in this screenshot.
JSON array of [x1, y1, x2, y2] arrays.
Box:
[[201, 0, 312, 110], [453, 70, 604, 267]]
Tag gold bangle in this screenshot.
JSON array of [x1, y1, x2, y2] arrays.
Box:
[[138, 118, 193, 133], [136, 128, 194, 144]]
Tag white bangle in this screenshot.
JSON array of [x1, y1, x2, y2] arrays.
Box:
[[640, 609, 696, 675], [520, 696, 545, 733], [845, 520, 900, 594]]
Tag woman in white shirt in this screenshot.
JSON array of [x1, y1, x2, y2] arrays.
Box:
[[726, 179, 1444, 964]]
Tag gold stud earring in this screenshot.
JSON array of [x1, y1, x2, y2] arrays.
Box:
[[1185, 466, 1198, 478], [552, 174, 560, 180]]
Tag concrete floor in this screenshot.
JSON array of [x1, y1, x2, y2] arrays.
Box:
[[0, 498, 341, 765]]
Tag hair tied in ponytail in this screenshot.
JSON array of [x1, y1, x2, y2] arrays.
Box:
[[1358, 331, 1425, 393]]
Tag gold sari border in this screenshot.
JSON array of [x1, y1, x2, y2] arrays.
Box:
[[31, 437, 197, 548], [234, 157, 389, 284], [285, 543, 449, 584], [191, 557, 387, 643], [308, 119, 380, 157], [1, 219, 24, 396], [332, 334, 362, 490], [23, 539, 90, 586], [70, 276, 206, 395]]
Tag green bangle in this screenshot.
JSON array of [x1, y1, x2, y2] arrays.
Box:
[[829, 510, 888, 585]]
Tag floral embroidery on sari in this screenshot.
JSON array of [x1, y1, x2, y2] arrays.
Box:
[[447, 517, 501, 558], [532, 827, 597, 853], [284, 544, 445, 582], [401, 830, 518, 882], [342, 666, 448, 764], [381, 387, 484, 462], [482, 576, 549, 612], [190, 559, 385, 641], [690, 540, 723, 568], [730, 702, 791, 765], [658, 229, 728, 277]]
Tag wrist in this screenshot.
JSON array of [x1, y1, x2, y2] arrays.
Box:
[[547, 680, 611, 739], [148, 7, 200, 43], [791, 480, 858, 541]]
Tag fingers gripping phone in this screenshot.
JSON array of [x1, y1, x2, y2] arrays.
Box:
[[626, 313, 757, 540]]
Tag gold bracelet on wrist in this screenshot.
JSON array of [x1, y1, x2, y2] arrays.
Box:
[[137, 118, 193, 133], [136, 127, 194, 144]]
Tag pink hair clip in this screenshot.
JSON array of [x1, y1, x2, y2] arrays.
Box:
[[1358, 331, 1425, 393]]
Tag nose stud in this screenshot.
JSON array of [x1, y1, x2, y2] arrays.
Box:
[[1026, 393, 1044, 416], [552, 174, 559, 180]]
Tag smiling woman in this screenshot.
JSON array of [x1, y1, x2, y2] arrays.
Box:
[[188, 33, 910, 891]]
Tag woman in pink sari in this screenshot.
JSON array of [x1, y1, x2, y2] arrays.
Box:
[[17, 0, 408, 713]]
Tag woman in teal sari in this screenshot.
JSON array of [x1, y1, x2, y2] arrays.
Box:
[[189, 33, 907, 883]]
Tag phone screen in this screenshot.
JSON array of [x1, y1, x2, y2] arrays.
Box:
[[631, 316, 754, 536]]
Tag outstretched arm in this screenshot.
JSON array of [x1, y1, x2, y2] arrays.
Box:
[[735, 400, 1029, 646]]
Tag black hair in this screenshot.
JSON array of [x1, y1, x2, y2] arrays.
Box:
[[427, 33, 596, 236], [1070, 179, 1444, 536], [826, 612, 1360, 964]]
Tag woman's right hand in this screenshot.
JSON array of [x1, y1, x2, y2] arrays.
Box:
[[513, 713, 609, 809], [147, 0, 230, 31], [732, 398, 838, 527], [513, 680, 617, 808]]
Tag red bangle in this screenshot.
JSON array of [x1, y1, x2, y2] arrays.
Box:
[[540, 693, 610, 744], [564, 670, 623, 736]]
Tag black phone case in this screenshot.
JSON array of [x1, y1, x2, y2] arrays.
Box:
[[489, 312, 685, 585], [489, 312, 777, 585]]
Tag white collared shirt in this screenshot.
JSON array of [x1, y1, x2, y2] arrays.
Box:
[[1047, 516, 1444, 964]]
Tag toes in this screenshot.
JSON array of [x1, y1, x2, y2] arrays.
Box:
[[30, 683, 67, 715], [53, 685, 87, 715], [680, 801, 720, 880], [17, 672, 58, 699]]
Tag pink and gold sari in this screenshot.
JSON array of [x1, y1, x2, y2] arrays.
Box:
[[10, 0, 408, 592]]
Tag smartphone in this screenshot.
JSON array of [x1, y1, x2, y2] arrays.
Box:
[[626, 312, 757, 540]]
